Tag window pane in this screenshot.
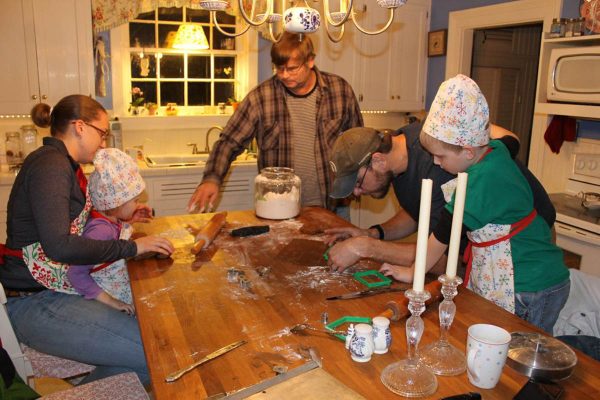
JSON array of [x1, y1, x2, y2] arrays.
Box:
[[215, 82, 235, 104], [160, 55, 184, 78], [188, 56, 210, 79], [131, 82, 157, 105], [131, 54, 157, 78], [158, 24, 180, 48], [188, 82, 211, 105], [158, 7, 182, 22], [215, 57, 235, 79], [129, 23, 155, 48], [160, 82, 184, 106], [135, 10, 155, 21], [214, 28, 236, 50], [187, 8, 210, 23]]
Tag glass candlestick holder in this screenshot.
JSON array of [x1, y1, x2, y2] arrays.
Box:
[[419, 274, 466, 375], [380, 289, 437, 397]]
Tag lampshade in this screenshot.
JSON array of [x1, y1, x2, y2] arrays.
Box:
[[172, 23, 209, 50]]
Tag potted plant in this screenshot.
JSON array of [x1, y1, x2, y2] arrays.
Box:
[[227, 97, 240, 112], [145, 102, 158, 116], [129, 87, 145, 116]]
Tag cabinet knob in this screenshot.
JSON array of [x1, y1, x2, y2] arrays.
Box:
[[31, 94, 38, 100], [359, 94, 363, 102], [42, 94, 47, 100]]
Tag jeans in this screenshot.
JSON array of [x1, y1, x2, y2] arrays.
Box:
[[515, 279, 570, 334], [7, 290, 149, 386]]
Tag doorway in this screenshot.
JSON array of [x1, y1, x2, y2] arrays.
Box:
[[470, 24, 542, 165]]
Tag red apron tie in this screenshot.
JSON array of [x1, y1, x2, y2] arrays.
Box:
[[0, 244, 23, 265], [463, 209, 537, 286], [76, 166, 88, 195]]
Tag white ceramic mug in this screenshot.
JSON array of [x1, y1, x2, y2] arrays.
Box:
[[466, 324, 511, 389], [372, 316, 392, 354], [349, 323, 374, 362]]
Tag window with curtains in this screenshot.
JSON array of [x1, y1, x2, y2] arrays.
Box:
[[128, 7, 237, 108]]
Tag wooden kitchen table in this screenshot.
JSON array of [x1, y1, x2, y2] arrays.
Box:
[[129, 208, 600, 399]]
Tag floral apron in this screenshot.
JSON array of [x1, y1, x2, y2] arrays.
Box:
[[441, 150, 536, 314], [21, 168, 133, 304]]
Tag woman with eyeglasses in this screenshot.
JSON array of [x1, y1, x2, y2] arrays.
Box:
[[0, 94, 173, 386]]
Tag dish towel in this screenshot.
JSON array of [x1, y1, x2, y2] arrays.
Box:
[[544, 115, 577, 154]]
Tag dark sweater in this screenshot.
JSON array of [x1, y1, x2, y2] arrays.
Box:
[[0, 137, 137, 290]]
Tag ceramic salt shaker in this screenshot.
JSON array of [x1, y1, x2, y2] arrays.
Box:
[[349, 323, 374, 362], [372, 316, 392, 354]]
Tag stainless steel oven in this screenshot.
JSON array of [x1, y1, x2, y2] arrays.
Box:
[[550, 153, 600, 277]]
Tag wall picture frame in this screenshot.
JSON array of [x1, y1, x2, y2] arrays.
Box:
[[428, 29, 447, 57]]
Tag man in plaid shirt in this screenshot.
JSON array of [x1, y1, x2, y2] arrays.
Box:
[[188, 32, 363, 214]]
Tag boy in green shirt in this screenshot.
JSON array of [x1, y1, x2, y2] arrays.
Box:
[[380, 74, 569, 333]]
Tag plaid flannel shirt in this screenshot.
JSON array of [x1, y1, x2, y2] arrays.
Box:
[[201, 67, 363, 208]]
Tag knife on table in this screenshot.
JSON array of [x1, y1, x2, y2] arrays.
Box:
[[326, 285, 409, 300], [165, 340, 246, 382]]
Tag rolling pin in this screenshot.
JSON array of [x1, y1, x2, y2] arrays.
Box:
[[191, 211, 228, 254], [375, 280, 444, 322]]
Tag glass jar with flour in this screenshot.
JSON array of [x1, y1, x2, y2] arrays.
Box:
[[254, 167, 301, 219]]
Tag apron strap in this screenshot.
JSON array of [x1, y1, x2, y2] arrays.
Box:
[[87, 211, 122, 274], [76, 166, 88, 195], [0, 244, 23, 265], [463, 209, 537, 286]]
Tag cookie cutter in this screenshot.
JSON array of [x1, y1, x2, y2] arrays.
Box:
[[353, 270, 392, 288]]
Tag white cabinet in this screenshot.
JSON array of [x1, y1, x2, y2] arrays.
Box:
[[0, 0, 94, 115], [315, 0, 430, 111], [145, 164, 258, 217]]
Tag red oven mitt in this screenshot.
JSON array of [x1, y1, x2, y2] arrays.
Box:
[[544, 115, 577, 154]]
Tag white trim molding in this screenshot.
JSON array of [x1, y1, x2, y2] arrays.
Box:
[[445, 0, 562, 78]]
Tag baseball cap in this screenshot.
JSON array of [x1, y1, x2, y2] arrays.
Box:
[[329, 127, 384, 199]]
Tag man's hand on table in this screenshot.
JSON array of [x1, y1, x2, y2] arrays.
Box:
[[323, 226, 374, 245], [187, 181, 218, 213], [326, 236, 374, 272]]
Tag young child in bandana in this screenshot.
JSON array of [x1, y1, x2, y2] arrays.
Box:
[[380, 74, 569, 333], [67, 148, 147, 315]]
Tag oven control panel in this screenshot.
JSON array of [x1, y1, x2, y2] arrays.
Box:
[[573, 153, 600, 180]]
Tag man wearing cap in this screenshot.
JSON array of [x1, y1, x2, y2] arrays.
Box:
[[325, 123, 555, 272]]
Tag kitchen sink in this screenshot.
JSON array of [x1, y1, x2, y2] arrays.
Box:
[[144, 153, 209, 168]]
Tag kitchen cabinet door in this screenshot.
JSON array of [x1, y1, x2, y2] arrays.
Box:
[[314, 0, 430, 112], [0, 0, 93, 115]]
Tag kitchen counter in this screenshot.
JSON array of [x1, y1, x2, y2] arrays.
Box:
[[128, 208, 600, 400]]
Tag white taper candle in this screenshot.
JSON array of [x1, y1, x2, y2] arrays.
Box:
[[446, 172, 468, 279], [413, 178, 432, 292]]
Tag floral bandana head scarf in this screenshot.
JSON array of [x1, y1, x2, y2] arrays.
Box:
[[423, 74, 490, 147]]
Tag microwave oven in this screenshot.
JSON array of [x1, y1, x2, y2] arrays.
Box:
[[547, 46, 600, 105]]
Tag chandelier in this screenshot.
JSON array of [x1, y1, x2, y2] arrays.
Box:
[[197, 0, 408, 42]]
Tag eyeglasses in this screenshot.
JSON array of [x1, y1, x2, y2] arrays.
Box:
[[274, 62, 306, 75], [73, 120, 110, 140], [355, 158, 372, 190]]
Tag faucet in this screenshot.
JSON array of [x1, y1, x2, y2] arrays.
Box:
[[187, 143, 200, 154], [204, 126, 223, 153]]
